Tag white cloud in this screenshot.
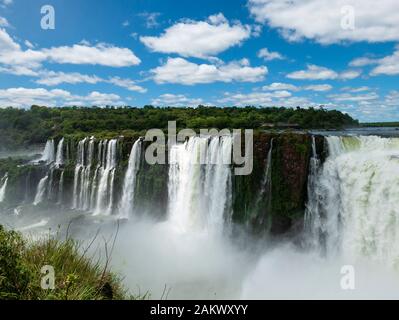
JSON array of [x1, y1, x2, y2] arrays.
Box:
[[257, 48, 284, 61], [262, 82, 299, 91], [349, 57, 378, 67], [139, 12, 161, 29], [140, 13, 251, 59], [151, 93, 203, 106], [304, 84, 333, 92], [218, 90, 293, 106], [340, 69, 362, 80], [43, 44, 141, 67], [1, 0, 12, 7], [35, 71, 146, 93], [341, 86, 370, 93], [350, 48, 399, 76], [36, 71, 102, 86], [122, 20, 130, 27], [328, 92, 379, 102], [24, 40, 35, 49], [108, 77, 147, 93], [0, 87, 123, 108], [0, 17, 10, 27], [286, 64, 361, 80], [0, 28, 141, 76], [248, 0, 399, 44], [370, 50, 399, 76], [151, 57, 267, 85], [287, 64, 338, 80]]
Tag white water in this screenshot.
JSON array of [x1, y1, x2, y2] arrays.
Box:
[[0, 173, 8, 203], [55, 138, 64, 167], [4, 133, 399, 299], [40, 139, 55, 164], [33, 175, 49, 205], [168, 136, 232, 232], [57, 171, 64, 205], [119, 139, 142, 219], [94, 139, 118, 216], [306, 135, 399, 268]]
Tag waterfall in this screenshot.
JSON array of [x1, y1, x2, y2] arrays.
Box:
[[304, 136, 322, 238], [0, 173, 8, 203], [57, 171, 64, 204], [253, 138, 273, 219], [55, 138, 64, 167], [40, 139, 55, 164], [119, 139, 142, 219], [93, 139, 118, 216], [168, 135, 232, 232], [33, 175, 49, 205], [72, 138, 87, 209], [306, 135, 399, 267]]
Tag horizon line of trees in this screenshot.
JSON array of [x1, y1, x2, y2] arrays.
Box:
[[0, 105, 359, 150]]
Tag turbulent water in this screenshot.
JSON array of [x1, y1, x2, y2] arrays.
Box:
[[306, 135, 399, 267], [168, 136, 233, 232], [2, 133, 399, 299]]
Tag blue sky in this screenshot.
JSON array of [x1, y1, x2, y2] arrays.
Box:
[[0, 0, 399, 122]]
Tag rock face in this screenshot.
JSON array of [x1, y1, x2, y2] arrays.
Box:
[[0, 132, 324, 235]]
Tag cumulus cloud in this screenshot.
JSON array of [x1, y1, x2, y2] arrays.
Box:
[[263, 82, 299, 91], [248, 0, 399, 44], [151, 57, 267, 85], [42, 44, 141, 67], [0, 28, 141, 76], [303, 84, 333, 92], [0, 87, 123, 108], [257, 48, 284, 61], [36, 71, 102, 86], [108, 77, 147, 93], [151, 93, 204, 106], [286, 64, 361, 80], [140, 13, 251, 59], [35, 71, 146, 93], [350, 47, 399, 76]]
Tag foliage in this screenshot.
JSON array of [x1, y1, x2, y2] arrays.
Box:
[[0, 225, 137, 300], [0, 105, 359, 150]]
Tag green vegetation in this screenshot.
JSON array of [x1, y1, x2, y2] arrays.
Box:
[[0, 225, 135, 300], [0, 105, 358, 150]]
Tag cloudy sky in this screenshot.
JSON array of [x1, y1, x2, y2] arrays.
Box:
[[0, 0, 399, 122]]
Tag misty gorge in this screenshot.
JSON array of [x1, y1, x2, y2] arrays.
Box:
[[2, 128, 399, 299]]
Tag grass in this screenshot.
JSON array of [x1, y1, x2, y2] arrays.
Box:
[[0, 225, 144, 300]]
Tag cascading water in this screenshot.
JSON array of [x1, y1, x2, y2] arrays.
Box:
[[168, 135, 233, 232], [55, 138, 64, 167], [253, 138, 273, 217], [94, 139, 118, 216], [58, 171, 64, 205], [40, 139, 55, 164], [72, 138, 87, 209], [119, 139, 142, 219], [0, 173, 8, 203], [306, 135, 399, 268], [33, 175, 49, 206]]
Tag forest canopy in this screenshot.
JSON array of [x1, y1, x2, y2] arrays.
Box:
[[0, 105, 358, 150]]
